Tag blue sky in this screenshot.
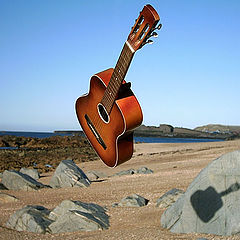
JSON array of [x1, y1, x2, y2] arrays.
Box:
[[1, 0, 240, 132]]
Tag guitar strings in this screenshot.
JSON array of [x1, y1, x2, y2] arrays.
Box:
[[92, 43, 134, 136], [94, 43, 133, 133]]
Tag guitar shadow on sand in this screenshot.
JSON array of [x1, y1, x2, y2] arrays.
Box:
[[190, 182, 240, 223]]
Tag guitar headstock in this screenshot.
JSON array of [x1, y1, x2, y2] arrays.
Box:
[[127, 4, 162, 51]]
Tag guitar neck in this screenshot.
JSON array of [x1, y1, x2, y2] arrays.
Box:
[[101, 41, 135, 113]]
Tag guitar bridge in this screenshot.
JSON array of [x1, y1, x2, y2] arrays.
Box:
[[84, 114, 107, 150]]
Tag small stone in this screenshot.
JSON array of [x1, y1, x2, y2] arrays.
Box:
[[113, 169, 136, 176], [136, 166, 153, 174], [118, 194, 149, 207]]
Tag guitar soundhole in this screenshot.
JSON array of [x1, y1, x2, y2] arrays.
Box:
[[97, 104, 110, 123]]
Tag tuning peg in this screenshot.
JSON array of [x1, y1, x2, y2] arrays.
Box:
[[139, 39, 154, 49], [151, 32, 158, 38], [156, 23, 162, 30], [143, 39, 153, 46], [147, 40, 153, 44]]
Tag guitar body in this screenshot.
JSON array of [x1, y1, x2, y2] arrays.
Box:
[[76, 68, 143, 167]]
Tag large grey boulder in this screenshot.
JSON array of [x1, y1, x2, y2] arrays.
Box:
[[6, 205, 53, 233], [49, 159, 90, 188], [1, 170, 46, 191], [48, 200, 109, 233], [161, 150, 240, 236], [20, 167, 40, 180]]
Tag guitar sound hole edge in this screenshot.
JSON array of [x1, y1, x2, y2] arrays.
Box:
[[97, 103, 110, 124]]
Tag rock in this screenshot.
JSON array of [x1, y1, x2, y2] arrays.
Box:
[[116, 194, 149, 207], [6, 205, 53, 233], [161, 150, 240, 236], [86, 171, 99, 181], [0, 193, 18, 203], [113, 169, 136, 176], [86, 170, 107, 181], [49, 159, 90, 188], [48, 200, 109, 233], [112, 167, 153, 177], [6, 200, 109, 234], [136, 166, 153, 174], [20, 167, 40, 180], [1, 170, 46, 191], [49, 210, 107, 233], [0, 172, 3, 178], [156, 188, 184, 208]]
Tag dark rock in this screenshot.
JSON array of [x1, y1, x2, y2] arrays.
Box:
[[161, 150, 240, 236], [2, 170, 46, 191], [0, 182, 8, 190], [156, 188, 184, 208], [6, 205, 53, 233], [20, 167, 40, 180], [49, 159, 90, 188], [117, 194, 149, 207]]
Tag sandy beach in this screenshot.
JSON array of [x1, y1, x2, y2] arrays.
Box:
[[1, 139, 240, 240]]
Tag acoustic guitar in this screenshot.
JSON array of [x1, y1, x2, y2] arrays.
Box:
[[76, 4, 161, 167]]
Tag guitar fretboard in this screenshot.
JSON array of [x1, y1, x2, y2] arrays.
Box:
[[101, 42, 135, 113]]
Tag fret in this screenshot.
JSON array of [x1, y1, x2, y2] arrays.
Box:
[[101, 42, 135, 113]]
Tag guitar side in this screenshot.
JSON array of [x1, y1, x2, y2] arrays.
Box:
[[75, 68, 143, 167]]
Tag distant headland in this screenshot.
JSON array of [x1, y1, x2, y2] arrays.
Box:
[[55, 124, 240, 140]]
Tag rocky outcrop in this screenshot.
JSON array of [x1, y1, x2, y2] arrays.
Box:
[[1, 170, 46, 191], [134, 124, 232, 139], [49, 159, 90, 188], [0, 135, 98, 173], [161, 150, 240, 236]]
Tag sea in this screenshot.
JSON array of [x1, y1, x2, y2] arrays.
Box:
[[0, 131, 223, 144]]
